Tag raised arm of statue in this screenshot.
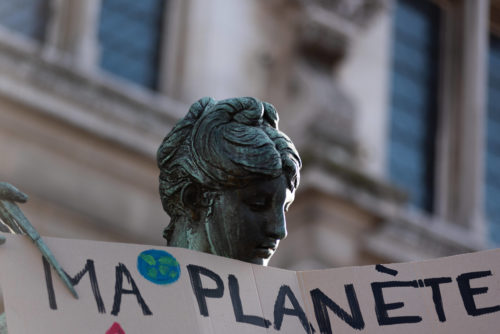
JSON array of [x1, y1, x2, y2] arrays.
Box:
[[0, 182, 77, 298], [0, 182, 81, 334], [0, 182, 29, 334]]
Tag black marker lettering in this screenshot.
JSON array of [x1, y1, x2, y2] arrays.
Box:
[[424, 277, 452, 322], [111, 263, 152, 316], [228, 274, 271, 328], [457, 270, 500, 316], [63, 259, 106, 314], [274, 285, 310, 333], [371, 280, 422, 325], [44, 257, 105, 313], [375, 264, 398, 276], [187, 264, 224, 317], [310, 285, 365, 332]]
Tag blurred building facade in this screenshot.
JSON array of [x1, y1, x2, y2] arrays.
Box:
[[0, 0, 499, 273]]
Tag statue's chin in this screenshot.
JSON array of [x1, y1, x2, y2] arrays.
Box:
[[246, 256, 270, 266], [203, 224, 273, 266]]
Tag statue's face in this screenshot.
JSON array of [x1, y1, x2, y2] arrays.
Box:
[[206, 174, 294, 265]]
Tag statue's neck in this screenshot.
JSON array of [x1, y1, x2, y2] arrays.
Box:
[[167, 218, 211, 253]]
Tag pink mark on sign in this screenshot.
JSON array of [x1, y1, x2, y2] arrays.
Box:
[[106, 322, 125, 334]]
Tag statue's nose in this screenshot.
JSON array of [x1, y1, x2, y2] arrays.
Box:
[[265, 209, 287, 240]]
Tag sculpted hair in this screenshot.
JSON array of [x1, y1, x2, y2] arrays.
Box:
[[157, 97, 301, 241]]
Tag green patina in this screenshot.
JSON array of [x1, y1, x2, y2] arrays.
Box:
[[157, 97, 301, 266]]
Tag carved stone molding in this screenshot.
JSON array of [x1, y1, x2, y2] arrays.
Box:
[[306, 0, 387, 27], [299, 167, 485, 264], [0, 28, 187, 157], [294, 0, 387, 61]]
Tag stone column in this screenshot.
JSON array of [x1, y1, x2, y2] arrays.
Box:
[[455, 0, 489, 239]]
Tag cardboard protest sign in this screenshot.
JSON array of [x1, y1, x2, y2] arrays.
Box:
[[0, 234, 499, 334]]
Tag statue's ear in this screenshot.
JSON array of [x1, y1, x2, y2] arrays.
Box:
[[181, 183, 204, 221]]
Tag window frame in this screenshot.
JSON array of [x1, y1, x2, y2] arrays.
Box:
[[387, 0, 443, 213], [386, 0, 491, 243], [3, 0, 184, 95], [485, 6, 500, 245], [433, 0, 489, 240]]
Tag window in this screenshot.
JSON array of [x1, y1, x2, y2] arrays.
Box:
[[98, 0, 165, 89], [0, 0, 49, 41], [485, 34, 500, 245], [387, 0, 441, 212]]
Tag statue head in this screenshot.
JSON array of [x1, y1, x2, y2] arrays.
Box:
[[157, 97, 301, 265]]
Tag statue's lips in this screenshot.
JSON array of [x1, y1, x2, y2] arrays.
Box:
[[254, 242, 277, 258]]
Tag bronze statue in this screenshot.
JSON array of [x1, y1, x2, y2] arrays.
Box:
[[0, 96, 301, 332], [157, 97, 301, 265]]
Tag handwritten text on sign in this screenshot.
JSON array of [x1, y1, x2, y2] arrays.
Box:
[[0, 235, 498, 333]]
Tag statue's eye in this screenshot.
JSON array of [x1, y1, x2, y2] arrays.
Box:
[[245, 198, 268, 211]]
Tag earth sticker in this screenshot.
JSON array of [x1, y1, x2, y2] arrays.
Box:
[[137, 249, 180, 285]]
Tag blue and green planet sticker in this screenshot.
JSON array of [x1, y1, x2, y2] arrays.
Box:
[[137, 249, 180, 285]]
